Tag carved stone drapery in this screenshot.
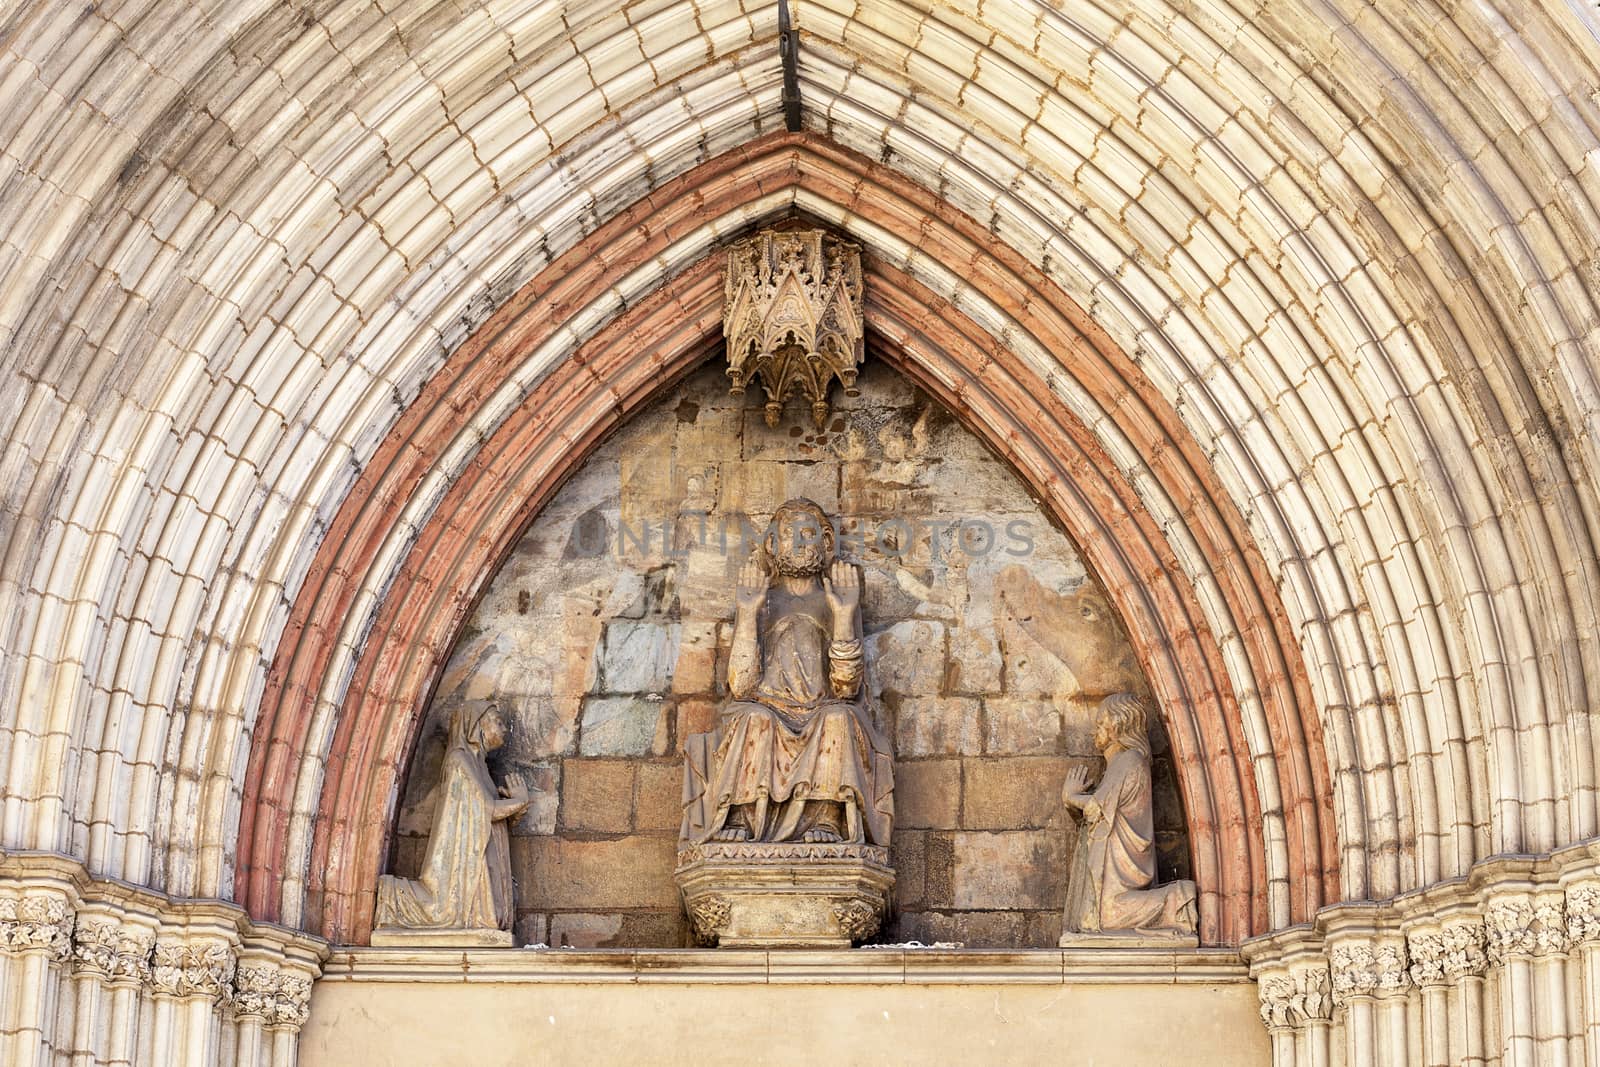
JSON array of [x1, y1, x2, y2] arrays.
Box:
[[723, 228, 864, 428], [675, 499, 893, 946]]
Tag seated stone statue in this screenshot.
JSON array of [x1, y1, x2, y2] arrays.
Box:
[[374, 704, 529, 943], [1060, 692, 1197, 941], [681, 498, 894, 846]]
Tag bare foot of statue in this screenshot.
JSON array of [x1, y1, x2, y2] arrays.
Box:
[[711, 824, 751, 842], [802, 826, 843, 843]]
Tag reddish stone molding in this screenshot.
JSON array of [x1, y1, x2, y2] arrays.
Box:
[[237, 132, 1336, 945]]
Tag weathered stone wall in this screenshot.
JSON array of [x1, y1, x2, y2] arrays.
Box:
[[394, 361, 1188, 948]]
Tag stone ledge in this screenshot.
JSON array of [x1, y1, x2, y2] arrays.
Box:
[[321, 946, 1250, 985]]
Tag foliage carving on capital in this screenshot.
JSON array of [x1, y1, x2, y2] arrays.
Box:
[[1441, 921, 1488, 978], [233, 962, 313, 1028], [151, 939, 236, 1002], [0, 893, 74, 960], [1258, 963, 1332, 1030], [1330, 943, 1376, 1003], [1330, 941, 1408, 1002], [1407, 930, 1446, 986], [71, 915, 153, 981], [1532, 898, 1569, 955], [1568, 884, 1600, 945], [1373, 942, 1409, 994], [1487, 896, 1567, 962]]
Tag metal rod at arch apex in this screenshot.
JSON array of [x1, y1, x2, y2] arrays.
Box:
[[779, 0, 802, 132]]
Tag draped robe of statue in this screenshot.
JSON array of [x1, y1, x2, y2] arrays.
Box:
[[376, 708, 515, 932], [1062, 746, 1196, 934], [682, 582, 894, 846]]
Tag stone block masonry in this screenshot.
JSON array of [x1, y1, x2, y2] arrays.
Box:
[[392, 362, 1188, 948]]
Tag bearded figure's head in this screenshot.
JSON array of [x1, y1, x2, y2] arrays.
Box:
[[760, 497, 835, 577]]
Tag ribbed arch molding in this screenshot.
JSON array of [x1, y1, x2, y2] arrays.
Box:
[[0, 0, 1596, 938], [232, 137, 1331, 944]]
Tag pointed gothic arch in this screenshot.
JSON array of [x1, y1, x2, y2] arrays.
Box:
[[235, 132, 1337, 946]]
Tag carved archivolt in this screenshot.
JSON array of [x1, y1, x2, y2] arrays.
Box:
[[723, 228, 864, 429]]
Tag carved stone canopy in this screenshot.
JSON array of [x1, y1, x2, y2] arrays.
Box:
[[723, 227, 864, 428]]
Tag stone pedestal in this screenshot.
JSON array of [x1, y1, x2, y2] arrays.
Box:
[[674, 842, 894, 947], [369, 928, 512, 948]]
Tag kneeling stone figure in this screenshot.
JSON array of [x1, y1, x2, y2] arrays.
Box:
[[1060, 692, 1198, 944]]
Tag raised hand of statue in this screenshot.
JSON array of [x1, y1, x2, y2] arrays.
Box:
[[496, 778, 530, 819], [735, 559, 768, 615], [1061, 764, 1094, 809], [823, 560, 860, 624]]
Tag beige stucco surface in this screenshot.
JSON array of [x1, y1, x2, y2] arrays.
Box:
[[301, 979, 1267, 1066]]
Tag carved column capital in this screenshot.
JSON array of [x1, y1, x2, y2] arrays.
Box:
[[1330, 940, 1409, 1003], [233, 962, 313, 1028], [70, 914, 154, 981], [1568, 882, 1600, 945], [1486, 895, 1567, 962], [1408, 919, 1487, 984], [1407, 929, 1448, 987], [151, 938, 237, 1002], [1258, 961, 1332, 1030], [0, 890, 75, 960]]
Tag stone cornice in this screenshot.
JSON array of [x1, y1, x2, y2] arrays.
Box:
[[0, 850, 326, 1025], [1244, 842, 1600, 1033], [321, 946, 1251, 985]]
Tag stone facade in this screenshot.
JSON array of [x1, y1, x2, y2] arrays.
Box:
[[5, 0, 1600, 1064], [393, 362, 1188, 947]]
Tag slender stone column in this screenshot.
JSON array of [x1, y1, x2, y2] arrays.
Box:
[[233, 955, 314, 1067], [1567, 882, 1600, 1065], [0, 886, 75, 1067], [67, 909, 155, 1067], [1257, 956, 1333, 1067], [1372, 941, 1412, 1065], [1486, 890, 1573, 1067], [1258, 974, 1303, 1067], [1406, 917, 1491, 1067], [1407, 927, 1453, 1067], [149, 929, 237, 1067], [1527, 894, 1574, 1067], [1331, 941, 1380, 1064]]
